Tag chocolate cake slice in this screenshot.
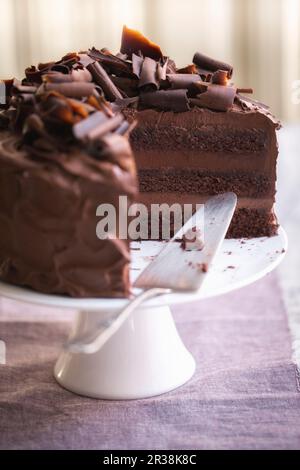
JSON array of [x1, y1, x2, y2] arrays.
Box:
[[118, 27, 280, 238], [0, 66, 138, 297], [68, 25, 280, 239]]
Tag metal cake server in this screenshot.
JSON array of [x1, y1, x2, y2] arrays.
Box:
[[65, 192, 237, 354]]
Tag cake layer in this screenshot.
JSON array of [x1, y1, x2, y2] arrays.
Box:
[[138, 169, 271, 197], [132, 150, 269, 172]]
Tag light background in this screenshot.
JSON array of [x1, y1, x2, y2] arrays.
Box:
[[0, 0, 299, 121]]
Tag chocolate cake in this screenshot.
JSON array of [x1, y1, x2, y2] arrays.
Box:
[[117, 27, 280, 238], [0, 64, 138, 297]]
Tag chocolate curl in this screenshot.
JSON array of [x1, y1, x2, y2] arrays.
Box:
[[211, 70, 229, 86], [121, 25, 163, 61], [110, 76, 139, 97], [132, 53, 143, 78], [73, 111, 109, 140], [176, 64, 198, 74], [237, 88, 254, 94], [87, 62, 123, 101], [190, 84, 236, 112], [44, 82, 95, 98], [78, 53, 95, 68], [157, 59, 168, 82], [167, 74, 201, 90], [140, 89, 190, 113], [43, 72, 73, 83], [193, 52, 233, 78], [25, 66, 45, 83], [73, 109, 124, 141], [71, 68, 93, 82], [57, 52, 80, 69], [50, 64, 70, 75], [88, 47, 131, 76], [139, 57, 159, 90], [87, 113, 124, 141], [166, 59, 177, 74], [116, 52, 128, 60]]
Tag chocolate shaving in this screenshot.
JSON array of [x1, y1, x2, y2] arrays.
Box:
[[85, 113, 124, 141], [73, 111, 109, 140], [116, 52, 128, 60], [88, 47, 131, 76], [44, 82, 95, 98], [121, 25, 163, 61], [157, 59, 169, 82], [193, 52, 233, 78], [176, 64, 198, 74], [132, 53, 144, 78], [211, 70, 229, 86], [43, 72, 74, 83], [236, 88, 253, 94], [190, 84, 236, 112], [56, 52, 80, 69], [166, 59, 177, 75], [110, 76, 139, 97], [140, 89, 190, 113], [87, 62, 123, 101], [25, 66, 45, 83], [50, 64, 70, 75], [167, 74, 201, 90], [139, 57, 159, 90], [71, 68, 93, 82], [78, 53, 95, 68], [38, 61, 56, 71]]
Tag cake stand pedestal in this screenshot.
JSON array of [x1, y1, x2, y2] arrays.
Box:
[[0, 228, 287, 400]]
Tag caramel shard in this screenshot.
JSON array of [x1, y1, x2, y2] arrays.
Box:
[[121, 25, 163, 61]]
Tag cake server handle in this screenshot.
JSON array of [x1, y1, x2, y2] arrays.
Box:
[[64, 287, 171, 355]]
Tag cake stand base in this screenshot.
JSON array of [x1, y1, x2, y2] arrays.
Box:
[[0, 227, 287, 400], [54, 305, 195, 400]]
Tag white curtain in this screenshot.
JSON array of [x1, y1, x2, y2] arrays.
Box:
[[0, 0, 299, 121]]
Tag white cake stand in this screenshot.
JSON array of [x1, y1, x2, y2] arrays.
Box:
[[0, 227, 287, 400]]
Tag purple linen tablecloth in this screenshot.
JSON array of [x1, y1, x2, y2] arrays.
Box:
[[0, 272, 300, 450]]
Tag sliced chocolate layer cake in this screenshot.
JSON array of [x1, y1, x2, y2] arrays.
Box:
[[0, 71, 138, 297], [126, 104, 279, 238]]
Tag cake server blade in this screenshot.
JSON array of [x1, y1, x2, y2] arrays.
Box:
[[65, 192, 237, 354], [134, 192, 237, 291]]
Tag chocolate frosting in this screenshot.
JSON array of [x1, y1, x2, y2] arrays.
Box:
[[0, 56, 138, 298]]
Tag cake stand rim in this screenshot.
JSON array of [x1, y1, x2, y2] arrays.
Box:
[[0, 226, 288, 311]]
